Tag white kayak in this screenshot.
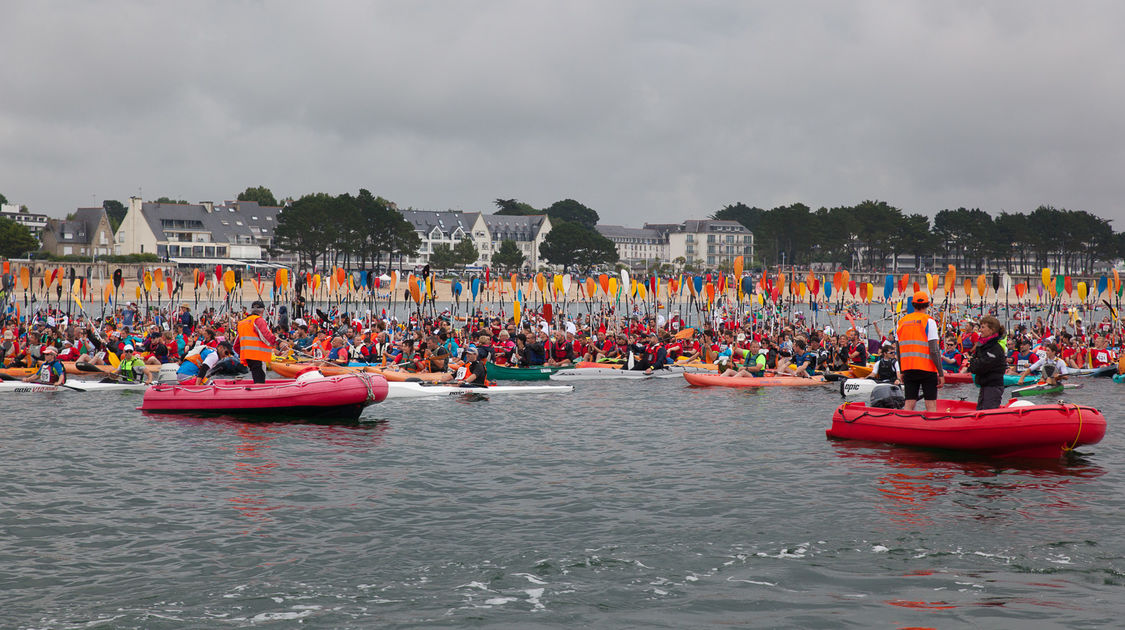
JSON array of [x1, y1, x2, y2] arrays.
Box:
[[839, 378, 891, 398], [385, 382, 574, 399], [550, 366, 699, 381], [0, 380, 149, 393]]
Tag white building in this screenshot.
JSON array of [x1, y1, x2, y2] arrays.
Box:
[[481, 214, 551, 271], [646, 219, 754, 270], [114, 197, 282, 263], [399, 210, 552, 271], [1, 203, 50, 243], [596, 224, 669, 270]]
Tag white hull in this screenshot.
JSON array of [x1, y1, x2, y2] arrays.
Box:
[[385, 382, 573, 399], [0, 380, 149, 393]]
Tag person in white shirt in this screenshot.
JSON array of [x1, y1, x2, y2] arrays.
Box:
[[1017, 343, 1067, 386]]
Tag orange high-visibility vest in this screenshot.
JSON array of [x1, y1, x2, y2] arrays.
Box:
[[237, 315, 272, 362], [896, 311, 937, 373]]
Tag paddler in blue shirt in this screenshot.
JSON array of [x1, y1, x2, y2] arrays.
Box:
[[21, 346, 65, 386]]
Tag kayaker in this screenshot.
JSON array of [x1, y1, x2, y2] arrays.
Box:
[[968, 315, 1007, 410], [326, 336, 350, 366], [1018, 343, 1067, 387], [720, 339, 766, 377], [455, 345, 488, 388], [234, 300, 277, 384], [178, 344, 218, 384], [116, 345, 149, 383], [865, 345, 900, 384], [778, 338, 815, 378], [895, 291, 943, 412], [21, 346, 65, 386]]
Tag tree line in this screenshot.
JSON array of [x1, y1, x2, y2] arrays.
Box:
[[271, 189, 421, 272], [714, 201, 1120, 274]]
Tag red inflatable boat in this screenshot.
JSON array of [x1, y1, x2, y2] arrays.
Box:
[[139, 373, 388, 419], [826, 399, 1106, 458]]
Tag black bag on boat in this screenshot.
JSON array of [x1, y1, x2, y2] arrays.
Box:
[[869, 384, 905, 409]]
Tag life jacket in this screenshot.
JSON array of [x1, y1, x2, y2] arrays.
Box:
[[550, 341, 572, 361], [35, 360, 64, 384], [874, 358, 898, 382], [118, 357, 146, 382], [940, 349, 961, 372], [237, 315, 272, 362], [897, 312, 937, 373]]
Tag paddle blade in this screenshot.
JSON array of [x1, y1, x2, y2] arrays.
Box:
[[734, 256, 743, 279], [1077, 281, 1087, 303], [598, 274, 609, 295], [514, 300, 522, 324], [1041, 268, 1051, 289]]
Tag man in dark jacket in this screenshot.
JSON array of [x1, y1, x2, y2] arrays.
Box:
[[968, 316, 1007, 410]]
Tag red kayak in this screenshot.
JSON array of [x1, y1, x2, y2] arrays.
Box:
[[827, 399, 1106, 458], [943, 372, 973, 384], [139, 373, 388, 419], [683, 372, 833, 388]]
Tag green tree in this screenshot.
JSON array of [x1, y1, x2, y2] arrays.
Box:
[[272, 193, 340, 270], [0, 193, 7, 205], [385, 212, 421, 270], [545, 199, 599, 228], [237, 186, 279, 207], [712, 202, 765, 234], [429, 244, 459, 270], [494, 198, 540, 215], [491, 239, 526, 272], [153, 197, 188, 205], [103, 200, 127, 232], [538, 222, 618, 273], [0, 217, 39, 258], [454, 237, 478, 265]]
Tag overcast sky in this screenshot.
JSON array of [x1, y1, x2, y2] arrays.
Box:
[[2, 1, 1122, 227]]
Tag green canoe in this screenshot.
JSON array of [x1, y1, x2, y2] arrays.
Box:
[[485, 362, 562, 381], [1011, 383, 1080, 397]]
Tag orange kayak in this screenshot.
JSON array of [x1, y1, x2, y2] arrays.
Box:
[[683, 372, 833, 388]]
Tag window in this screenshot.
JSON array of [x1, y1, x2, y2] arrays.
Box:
[[707, 235, 715, 243], [63, 246, 73, 255]]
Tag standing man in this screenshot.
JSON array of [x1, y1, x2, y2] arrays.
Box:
[[895, 291, 944, 412], [234, 300, 277, 383]]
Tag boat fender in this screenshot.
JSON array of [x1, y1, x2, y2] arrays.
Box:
[[1007, 399, 1035, 408], [296, 368, 326, 383]]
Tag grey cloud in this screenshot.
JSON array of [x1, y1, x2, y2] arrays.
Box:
[[1, 0, 1123, 228]]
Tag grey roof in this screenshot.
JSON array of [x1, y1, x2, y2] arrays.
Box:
[[596, 224, 664, 243], [50, 207, 108, 243], [140, 200, 281, 247], [401, 210, 480, 237], [644, 219, 750, 234], [482, 214, 546, 241]]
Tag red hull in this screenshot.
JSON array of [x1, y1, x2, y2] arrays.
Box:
[[943, 372, 972, 384], [827, 399, 1106, 458], [139, 373, 388, 419]]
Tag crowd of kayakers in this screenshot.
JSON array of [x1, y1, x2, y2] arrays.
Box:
[[2, 291, 1123, 397]]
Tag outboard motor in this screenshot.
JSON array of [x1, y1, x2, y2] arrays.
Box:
[[869, 383, 905, 409], [158, 363, 180, 383]]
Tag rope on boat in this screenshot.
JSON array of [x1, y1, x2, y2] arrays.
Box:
[[1062, 404, 1084, 453]]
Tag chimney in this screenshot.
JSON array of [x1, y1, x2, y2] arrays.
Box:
[[202, 201, 213, 213]]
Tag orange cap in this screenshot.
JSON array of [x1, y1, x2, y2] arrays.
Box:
[[912, 290, 930, 305]]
